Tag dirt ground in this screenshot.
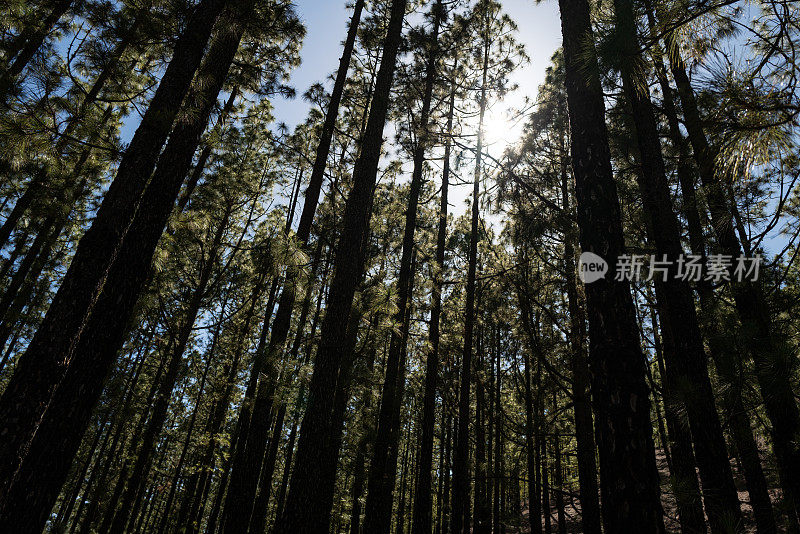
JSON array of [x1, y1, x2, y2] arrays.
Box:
[[500, 448, 785, 533]]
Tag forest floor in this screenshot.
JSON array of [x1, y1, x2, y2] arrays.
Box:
[[506, 448, 783, 533]]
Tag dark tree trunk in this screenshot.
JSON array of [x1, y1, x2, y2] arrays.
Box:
[[555, 0, 666, 530], [474, 346, 489, 534], [612, 0, 743, 529], [659, 12, 800, 529], [0, 0, 226, 500], [274, 404, 300, 531], [552, 392, 566, 534], [0, 1, 248, 526], [276, 0, 407, 530], [559, 133, 602, 534], [396, 432, 412, 534], [221, 5, 365, 525], [650, 304, 707, 534], [411, 12, 451, 534], [220, 273, 283, 532], [439, 414, 452, 534], [0, 172, 43, 252], [347, 315, 380, 534], [453, 12, 490, 531], [493, 334, 502, 534], [248, 402, 287, 534], [364, 5, 441, 532], [518, 289, 541, 534], [539, 365, 551, 534]]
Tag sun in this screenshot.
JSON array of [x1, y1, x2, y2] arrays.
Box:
[[481, 104, 524, 153]]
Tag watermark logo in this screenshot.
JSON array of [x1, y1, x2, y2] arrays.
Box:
[[579, 252, 762, 284], [579, 252, 609, 283]]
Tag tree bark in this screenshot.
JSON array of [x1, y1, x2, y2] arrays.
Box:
[[0, 4, 249, 524], [556, 0, 666, 530], [0, 0, 226, 500], [276, 0, 407, 530], [364, 5, 442, 532], [559, 130, 602, 534]]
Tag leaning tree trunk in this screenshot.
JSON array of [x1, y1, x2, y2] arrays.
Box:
[[612, 0, 743, 530], [0, 0, 226, 501], [641, 9, 775, 528], [276, 1, 407, 531], [660, 14, 800, 528], [614, 0, 742, 533], [0, 2, 247, 527], [363, 4, 442, 532], [555, 0, 666, 530], [220, 6, 365, 528]]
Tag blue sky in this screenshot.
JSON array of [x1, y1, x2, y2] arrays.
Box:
[[273, 0, 563, 132], [266, 0, 563, 220]]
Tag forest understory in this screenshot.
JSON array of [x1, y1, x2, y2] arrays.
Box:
[[1, 0, 799, 533]]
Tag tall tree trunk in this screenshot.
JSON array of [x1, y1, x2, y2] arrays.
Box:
[[552, 391, 566, 534], [612, 0, 743, 529], [474, 346, 489, 534], [440, 414, 452, 534], [220, 6, 365, 524], [453, 11, 490, 531], [493, 334, 502, 534], [522, 333, 541, 534], [276, 1, 407, 531], [274, 402, 300, 531], [0, 171, 44, 252], [347, 315, 380, 534], [559, 131, 602, 534], [555, 0, 666, 530], [412, 17, 452, 534], [364, 5, 442, 533], [540, 377, 551, 534], [658, 11, 800, 529], [248, 401, 287, 534], [0, 2, 249, 526], [0, 0, 226, 499]]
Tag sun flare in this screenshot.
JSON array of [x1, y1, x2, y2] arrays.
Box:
[[481, 105, 524, 152]]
